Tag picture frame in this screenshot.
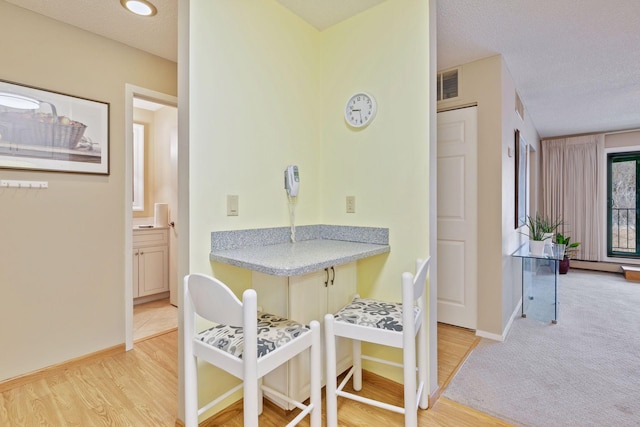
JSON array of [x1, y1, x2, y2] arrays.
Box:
[[0, 79, 109, 175], [515, 129, 527, 228]]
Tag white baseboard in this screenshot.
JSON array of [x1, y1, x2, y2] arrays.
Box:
[[475, 299, 522, 342]]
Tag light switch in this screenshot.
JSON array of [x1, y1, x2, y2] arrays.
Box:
[[346, 196, 356, 213], [227, 195, 239, 216]]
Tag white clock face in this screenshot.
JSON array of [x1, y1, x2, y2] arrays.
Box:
[[345, 92, 377, 128]]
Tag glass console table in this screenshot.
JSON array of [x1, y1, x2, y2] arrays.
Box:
[[511, 242, 565, 324]]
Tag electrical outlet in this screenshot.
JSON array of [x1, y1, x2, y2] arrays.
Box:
[[227, 195, 239, 216], [346, 196, 356, 213]]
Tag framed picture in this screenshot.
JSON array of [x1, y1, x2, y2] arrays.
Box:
[[515, 129, 527, 228], [0, 79, 109, 175]]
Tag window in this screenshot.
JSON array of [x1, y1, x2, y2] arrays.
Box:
[[132, 123, 144, 211], [436, 68, 459, 101], [607, 151, 640, 257]]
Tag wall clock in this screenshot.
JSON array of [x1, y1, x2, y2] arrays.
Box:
[[345, 92, 377, 128]]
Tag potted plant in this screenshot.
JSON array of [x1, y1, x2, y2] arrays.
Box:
[[555, 233, 580, 274], [522, 214, 562, 255]]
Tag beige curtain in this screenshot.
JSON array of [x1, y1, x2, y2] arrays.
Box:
[[541, 135, 604, 261]]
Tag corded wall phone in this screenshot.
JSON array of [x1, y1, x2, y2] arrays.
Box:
[[284, 165, 299, 197]]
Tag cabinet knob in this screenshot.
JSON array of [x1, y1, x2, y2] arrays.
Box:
[[324, 268, 329, 287], [330, 266, 335, 285]]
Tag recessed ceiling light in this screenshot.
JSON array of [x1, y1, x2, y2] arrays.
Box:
[[120, 0, 157, 17]]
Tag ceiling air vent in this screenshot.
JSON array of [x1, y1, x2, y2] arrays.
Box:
[[437, 68, 459, 101]]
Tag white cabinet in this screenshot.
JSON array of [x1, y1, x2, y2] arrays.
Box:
[[133, 228, 169, 299], [252, 262, 356, 410]]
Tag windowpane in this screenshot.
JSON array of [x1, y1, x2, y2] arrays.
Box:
[[608, 153, 639, 256], [133, 123, 145, 212]]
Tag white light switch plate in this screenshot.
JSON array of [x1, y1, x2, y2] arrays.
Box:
[[346, 196, 356, 213], [227, 195, 239, 216]]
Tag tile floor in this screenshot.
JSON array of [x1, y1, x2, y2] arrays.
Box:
[[133, 298, 178, 341]]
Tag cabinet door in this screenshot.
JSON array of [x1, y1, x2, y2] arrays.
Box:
[[138, 245, 169, 297], [327, 262, 357, 313], [289, 269, 328, 324], [287, 269, 327, 407], [327, 263, 356, 376], [288, 263, 357, 403], [251, 264, 357, 410]]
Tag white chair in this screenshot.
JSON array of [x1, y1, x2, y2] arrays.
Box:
[[183, 273, 321, 427], [324, 257, 431, 427]]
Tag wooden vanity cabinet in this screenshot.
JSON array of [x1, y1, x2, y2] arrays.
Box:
[[252, 262, 356, 410], [133, 228, 169, 300]]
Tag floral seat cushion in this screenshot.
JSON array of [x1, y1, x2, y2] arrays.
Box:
[[196, 312, 310, 359], [333, 297, 419, 331]]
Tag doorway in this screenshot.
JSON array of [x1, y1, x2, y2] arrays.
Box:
[[125, 85, 178, 350], [436, 106, 478, 330]]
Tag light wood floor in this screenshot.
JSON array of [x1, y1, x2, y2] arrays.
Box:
[[0, 324, 514, 427], [134, 298, 178, 341]]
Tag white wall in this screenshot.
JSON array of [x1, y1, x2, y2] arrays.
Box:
[[0, 2, 176, 382], [501, 59, 541, 335], [438, 54, 541, 338]]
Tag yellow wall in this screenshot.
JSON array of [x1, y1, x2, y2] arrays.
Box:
[[188, 0, 430, 419], [319, 0, 430, 376], [188, 0, 323, 416], [0, 2, 177, 381]]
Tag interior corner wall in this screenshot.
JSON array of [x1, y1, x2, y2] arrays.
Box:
[[319, 0, 431, 381], [188, 0, 431, 415], [188, 0, 322, 418], [439, 55, 543, 337], [0, 2, 177, 382], [500, 59, 541, 333], [438, 55, 504, 335]]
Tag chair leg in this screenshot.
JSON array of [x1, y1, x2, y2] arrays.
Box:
[[417, 321, 429, 409], [309, 320, 321, 427], [243, 376, 259, 426], [403, 337, 417, 427], [324, 314, 338, 427], [184, 354, 199, 427], [352, 339, 362, 391], [258, 377, 264, 415]]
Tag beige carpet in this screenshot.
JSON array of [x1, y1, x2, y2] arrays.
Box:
[[443, 269, 640, 427]]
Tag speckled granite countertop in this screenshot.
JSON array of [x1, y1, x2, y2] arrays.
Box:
[[210, 225, 390, 276]]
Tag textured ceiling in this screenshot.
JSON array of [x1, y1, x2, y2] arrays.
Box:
[[437, 0, 640, 138], [4, 0, 178, 62], [5, 0, 640, 138]]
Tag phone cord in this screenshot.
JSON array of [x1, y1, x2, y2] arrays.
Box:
[[288, 195, 296, 243]]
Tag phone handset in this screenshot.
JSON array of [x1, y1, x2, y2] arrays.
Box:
[[284, 165, 299, 197]]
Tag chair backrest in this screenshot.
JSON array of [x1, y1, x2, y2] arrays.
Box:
[[402, 257, 431, 307], [412, 257, 431, 302], [184, 273, 244, 327]]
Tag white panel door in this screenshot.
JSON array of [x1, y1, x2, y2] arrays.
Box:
[[437, 107, 478, 329]]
